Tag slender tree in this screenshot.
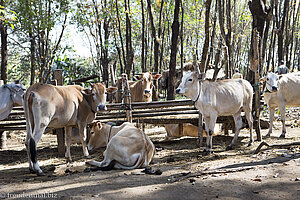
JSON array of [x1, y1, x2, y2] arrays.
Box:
[[167, 0, 181, 100], [0, 0, 8, 83]]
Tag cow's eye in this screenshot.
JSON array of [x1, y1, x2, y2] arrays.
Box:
[[266, 78, 269, 81], [188, 79, 192, 82], [92, 92, 95, 96]]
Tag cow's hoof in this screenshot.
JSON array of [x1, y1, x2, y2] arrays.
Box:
[[279, 134, 286, 138], [37, 171, 45, 176], [264, 133, 271, 138], [226, 145, 233, 151], [203, 149, 211, 156], [65, 157, 72, 163], [29, 168, 35, 174]]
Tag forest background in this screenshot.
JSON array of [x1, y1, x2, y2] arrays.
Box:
[[0, 0, 299, 101]]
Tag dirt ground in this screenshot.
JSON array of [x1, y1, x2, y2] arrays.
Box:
[[0, 121, 300, 200]]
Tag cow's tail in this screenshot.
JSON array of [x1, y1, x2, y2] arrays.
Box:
[[29, 137, 37, 163], [25, 92, 37, 165], [90, 160, 116, 171]]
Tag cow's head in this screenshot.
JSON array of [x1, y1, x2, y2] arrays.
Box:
[[6, 80, 26, 106], [82, 83, 117, 112], [261, 72, 282, 93], [176, 69, 205, 100], [87, 121, 107, 151], [134, 72, 162, 99]]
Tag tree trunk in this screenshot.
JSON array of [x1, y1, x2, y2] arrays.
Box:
[[125, 0, 134, 79], [141, 0, 146, 72], [248, 0, 271, 141], [199, 0, 212, 73], [115, 0, 126, 74], [0, 0, 7, 84], [277, 0, 289, 63], [29, 32, 36, 85], [167, 0, 181, 100]]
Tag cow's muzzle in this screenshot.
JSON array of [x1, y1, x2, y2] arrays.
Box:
[[98, 104, 107, 111], [144, 89, 151, 94], [271, 86, 278, 92], [175, 88, 181, 94]]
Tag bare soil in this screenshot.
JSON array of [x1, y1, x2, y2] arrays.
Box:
[[0, 123, 300, 200]]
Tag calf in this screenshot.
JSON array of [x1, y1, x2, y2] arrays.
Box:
[[176, 69, 253, 154], [87, 122, 155, 170], [24, 83, 117, 175], [262, 72, 300, 138]]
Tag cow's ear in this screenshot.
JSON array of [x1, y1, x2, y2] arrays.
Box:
[[134, 75, 142, 81], [97, 122, 102, 129], [196, 72, 205, 80], [153, 74, 162, 80], [106, 87, 118, 94], [81, 88, 92, 96], [12, 84, 22, 92]]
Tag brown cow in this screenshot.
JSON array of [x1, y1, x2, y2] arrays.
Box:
[[116, 72, 162, 102], [164, 123, 221, 139], [24, 83, 117, 175]]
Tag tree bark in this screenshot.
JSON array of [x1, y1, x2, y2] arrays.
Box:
[[277, 0, 289, 63], [125, 0, 134, 79], [29, 32, 36, 85], [0, 0, 8, 84], [248, 0, 271, 141], [141, 0, 146, 72], [199, 0, 212, 73], [167, 0, 181, 100], [115, 0, 126, 74]]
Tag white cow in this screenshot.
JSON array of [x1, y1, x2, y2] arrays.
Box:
[[87, 122, 155, 170], [262, 72, 300, 138], [0, 81, 26, 120], [176, 70, 253, 154]]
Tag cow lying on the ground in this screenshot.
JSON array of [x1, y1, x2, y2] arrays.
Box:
[[262, 72, 300, 138], [86, 121, 155, 170], [24, 83, 117, 175], [176, 68, 253, 154], [164, 123, 221, 139], [115, 72, 162, 102]]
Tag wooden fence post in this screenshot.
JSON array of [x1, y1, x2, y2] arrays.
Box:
[[53, 69, 65, 157], [122, 74, 132, 123]]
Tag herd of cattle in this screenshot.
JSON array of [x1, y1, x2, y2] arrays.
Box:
[[1, 66, 300, 175]]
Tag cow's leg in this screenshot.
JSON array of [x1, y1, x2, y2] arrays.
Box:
[[28, 125, 47, 176], [65, 126, 72, 162], [25, 134, 34, 173], [78, 124, 89, 158], [278, 105, 286, 138], [227, 110, 242, 150], [204, 113, 217, 155], [0, 131, 7, 149], [203, 116, 210, 154], [244, 106, 254, 146], [266, 107, 275, 137]]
